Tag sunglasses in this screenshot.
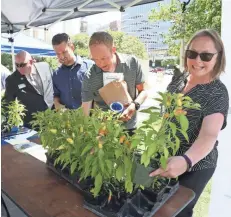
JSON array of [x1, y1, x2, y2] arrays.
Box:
[[186, 50, 219, 62], [15, 62, 28, 68]]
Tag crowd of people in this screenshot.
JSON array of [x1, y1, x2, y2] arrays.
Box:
[[1, 29, 229, 217]]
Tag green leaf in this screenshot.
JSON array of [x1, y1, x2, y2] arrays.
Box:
[[169, 122, 177, 136], [154, 98, 163, 103], [116, 165, 124, 181], [164, 147, 169, 159], [93, 174, 103, 197], [175, 136, 180, 153], [105, 160, 113, 175], [115, 149, 123, 159], [141, 151, 147, 165], [114, 128, 120, 137], [91, 164, 98, 177], [131, 139, 140, 148], [99, 157, 105, 174], [71, 161, 78, 174], [179, 115, 189, 131], [147, 143, 157, 158], [141, 151, 150, 167], [56, 144, 66, 150], [81, 144, 92, 156], [62, 161, 69, 170], [140, 106, 160, 114], [178, 129, 189, 142], [125, 180, 133, 193], [160, 155, 167, 170]]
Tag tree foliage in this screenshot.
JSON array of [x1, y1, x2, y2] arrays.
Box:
[[1, 53, 59, 71], [1, 53, 13, 71], [109, 31, 148, 59], [71, 31, 148, 59], [72, 33, 90, 58], [149, 0, 221, 56]]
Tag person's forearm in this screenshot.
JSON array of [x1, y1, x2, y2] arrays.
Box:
[[134, 90, 148, 105], [54, 97, 60, 106], [185, 135, 217, 166], [82, 101, 93, 116]]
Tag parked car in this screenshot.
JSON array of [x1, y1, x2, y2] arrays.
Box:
[[149, 67, 165, 73], [165, 69, 174, 75]]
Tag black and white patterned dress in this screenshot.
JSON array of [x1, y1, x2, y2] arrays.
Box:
[[167, 72, 229, 171]]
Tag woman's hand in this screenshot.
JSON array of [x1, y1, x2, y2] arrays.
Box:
[[149, 156, 188, 178]]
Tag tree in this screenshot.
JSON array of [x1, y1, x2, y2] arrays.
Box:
[[71, 31, 148, 59], [109, 31, 148, 59], [1, 53, 13, 71], [161, 58, 179, 67], [149, 0, 221, 57], [72, 33, 90, 58], [34, 56, 59, 71], [1, 53, 58, 71]]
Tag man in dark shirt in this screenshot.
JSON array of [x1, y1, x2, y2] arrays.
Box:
[[52, 33, 92, 110], [4, 51, 54, 128]]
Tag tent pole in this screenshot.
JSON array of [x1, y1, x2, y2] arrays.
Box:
[[11, 37, 15, 72]]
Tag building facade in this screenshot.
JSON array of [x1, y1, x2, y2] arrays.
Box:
[[121, 0, 172, 61]]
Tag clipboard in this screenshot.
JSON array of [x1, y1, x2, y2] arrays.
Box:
[[98, 80, 133, 106]]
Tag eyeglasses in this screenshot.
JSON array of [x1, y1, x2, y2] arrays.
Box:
[[186, 50, 219, 62], [15, 62, 28, 68]]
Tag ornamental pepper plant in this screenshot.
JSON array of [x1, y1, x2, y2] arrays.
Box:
[[131, 92, 200, 171]]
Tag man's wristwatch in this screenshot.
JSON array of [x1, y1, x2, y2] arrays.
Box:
[[182, 154, 192, 172], [131, 101, 140, 110]]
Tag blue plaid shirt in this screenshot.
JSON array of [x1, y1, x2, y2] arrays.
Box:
[[52, 56, 93, 109]]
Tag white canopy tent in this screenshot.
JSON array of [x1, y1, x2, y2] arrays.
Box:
[[1, 0, 162, 71], [1, 32, 56, 56], [1, 0, 162, 33]]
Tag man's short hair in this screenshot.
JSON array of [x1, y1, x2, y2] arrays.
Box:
[[52, 33, 71, 46], [89, 32, 113, 49]]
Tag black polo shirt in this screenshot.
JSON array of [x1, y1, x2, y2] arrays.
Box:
[[167, 72, 229, 171]]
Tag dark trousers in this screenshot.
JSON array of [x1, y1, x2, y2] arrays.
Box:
[[176, 168, 215, 217]]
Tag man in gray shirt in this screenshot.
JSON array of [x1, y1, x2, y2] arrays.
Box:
[[82, 32, 147, 135]]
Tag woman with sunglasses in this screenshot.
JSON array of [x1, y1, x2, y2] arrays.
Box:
[[150, 29, 229, 217]]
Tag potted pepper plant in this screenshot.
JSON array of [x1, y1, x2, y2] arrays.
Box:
[[1, 98, 26, 135], [131, 92, 200, 187]]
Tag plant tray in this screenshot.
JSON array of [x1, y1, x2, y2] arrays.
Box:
[[46, 153, 94, 192], [83, 181, 179, 217], [46, 153, 179, 217]]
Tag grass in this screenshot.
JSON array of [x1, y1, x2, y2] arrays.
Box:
[[193, 180, 212, 217]]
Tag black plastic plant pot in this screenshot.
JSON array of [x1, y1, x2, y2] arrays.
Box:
[[141, 185, 166, 203], [118, 202, 144, 217], [101, 190, 135, 214], [83, 191, 108, 207], [73, 175, 95, 191], [84, 191, 133, 217], [60, 165, 73, 182], [45, 152, 62, 175], [132, 155, 160, 188], [130, 190, 154, 213], [45, 151, 61, 165]]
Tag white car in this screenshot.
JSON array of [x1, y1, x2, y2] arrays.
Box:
[[165, 69, 174, 75]]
